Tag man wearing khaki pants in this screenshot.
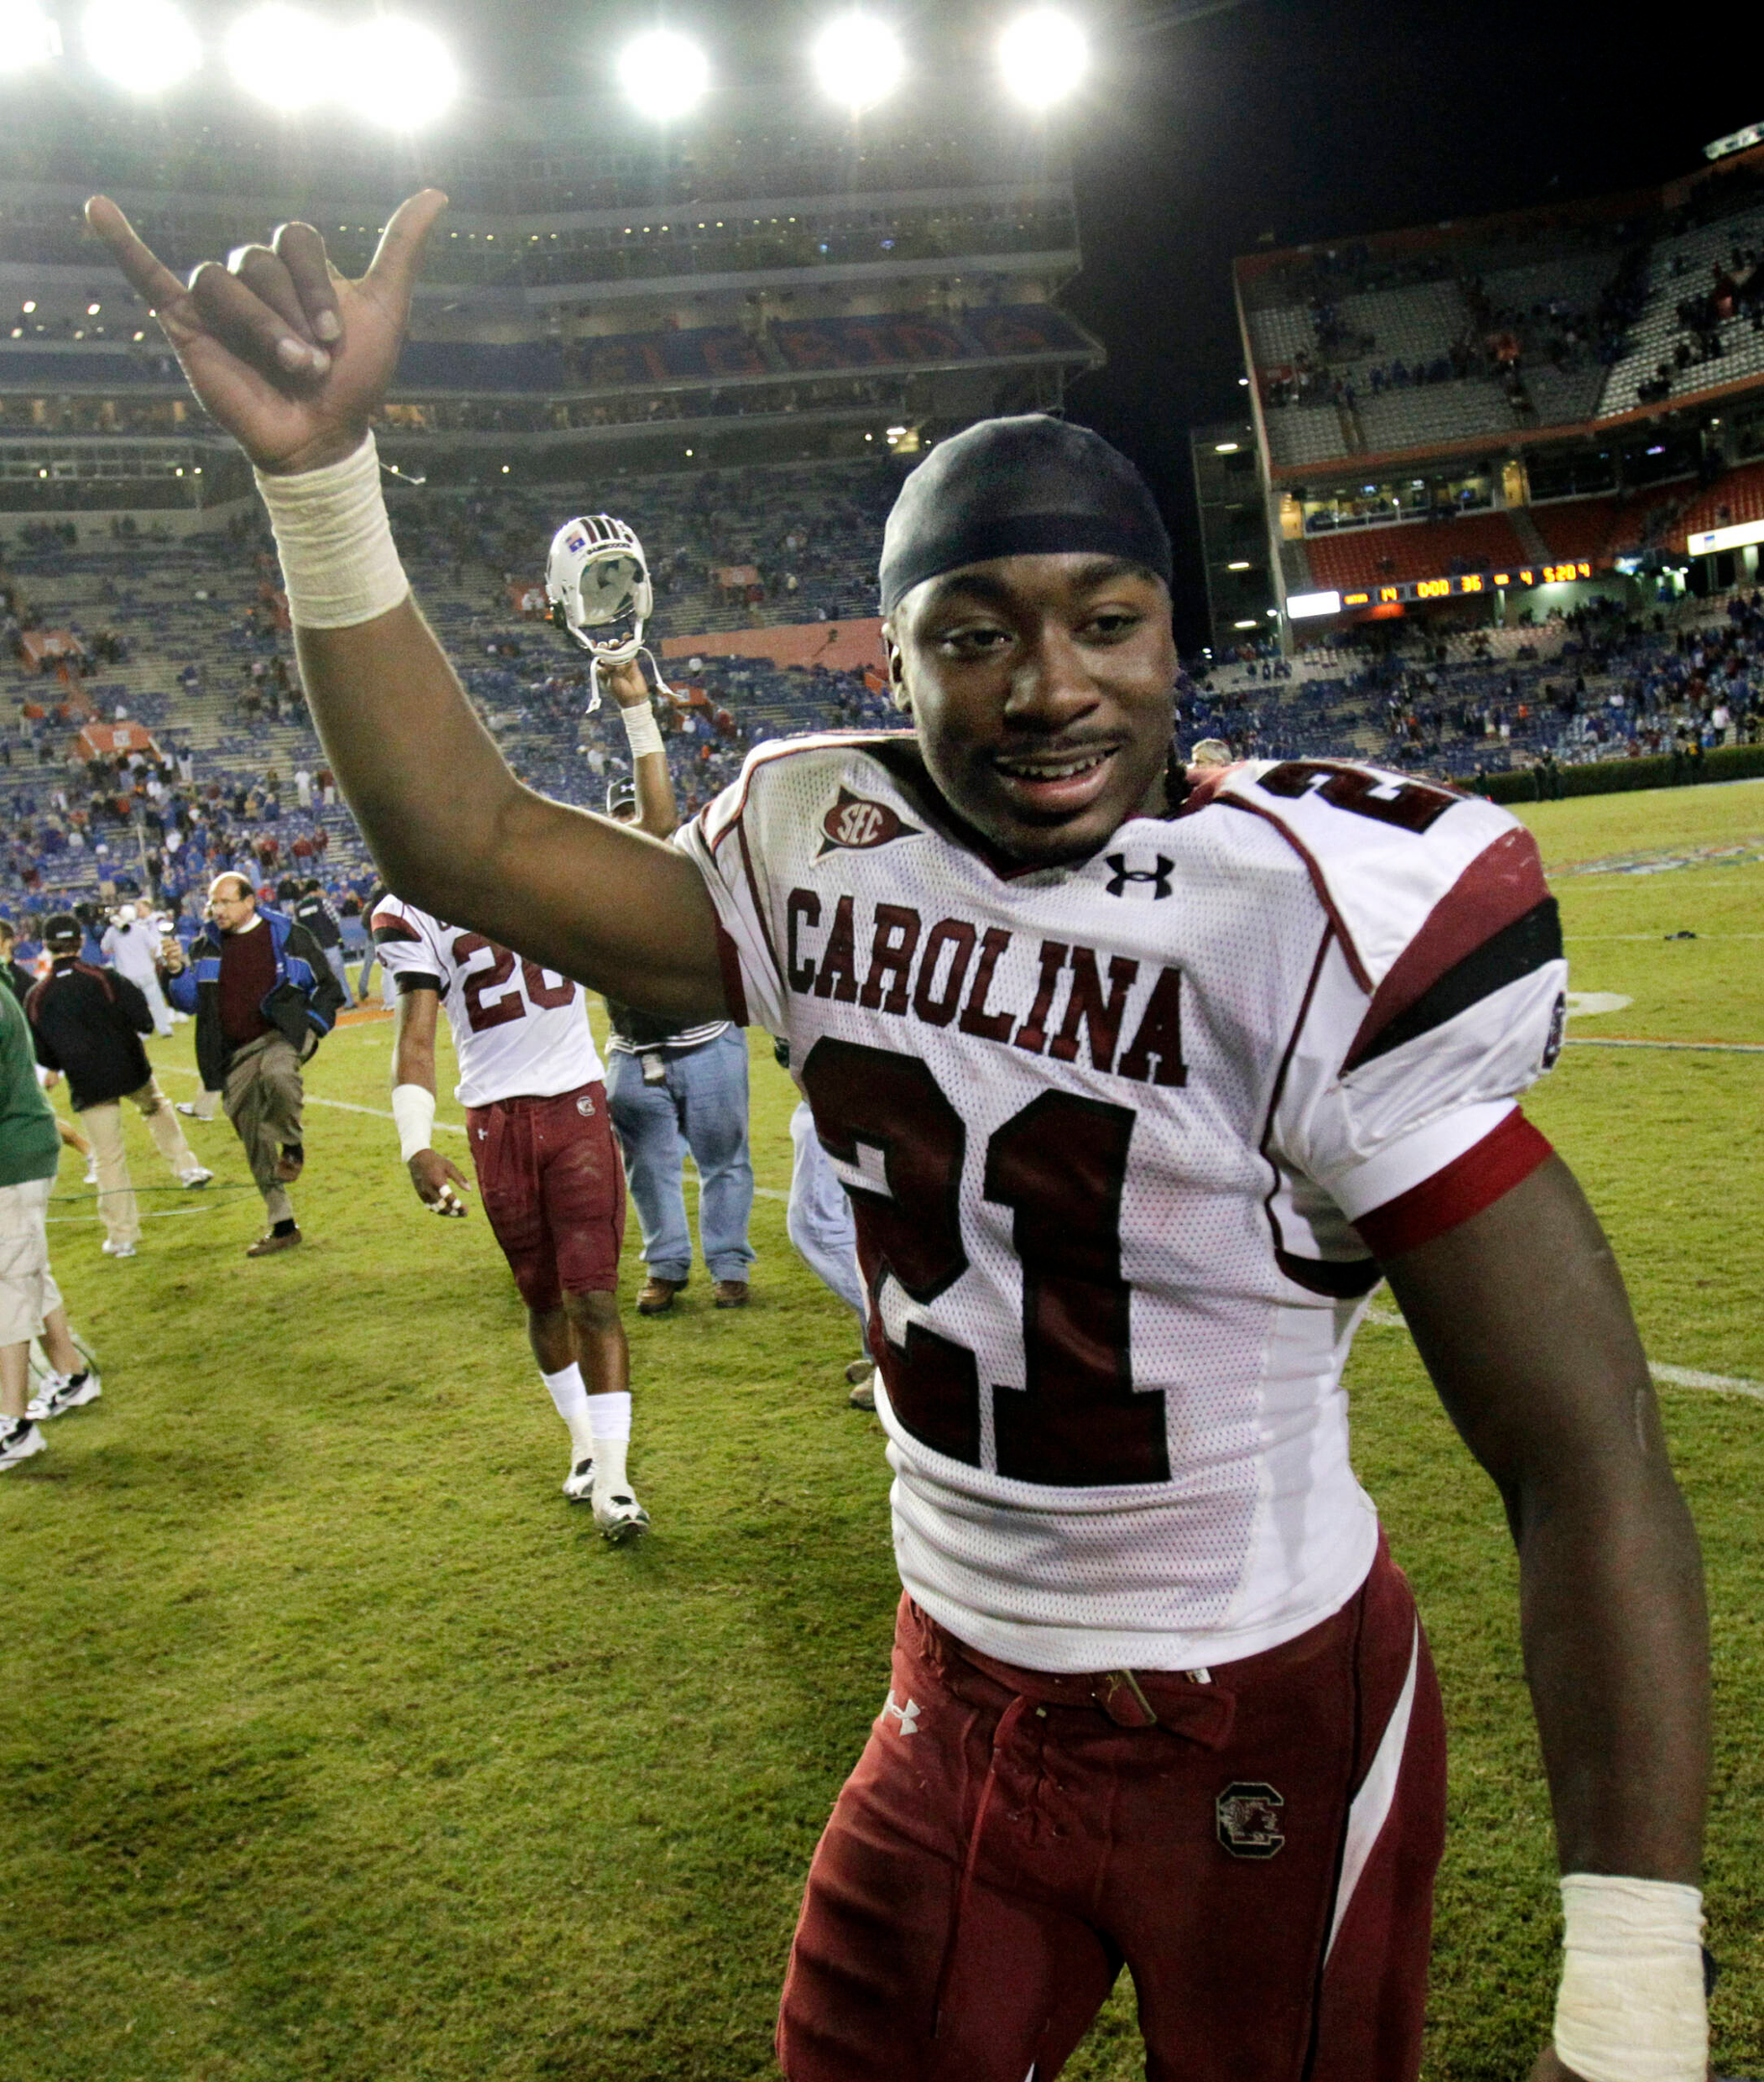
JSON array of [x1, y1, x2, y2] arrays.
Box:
[[159, 874, 343, 1257], [25, 914, 212, 1258]]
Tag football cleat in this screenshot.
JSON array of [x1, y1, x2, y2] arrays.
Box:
[[562, 1455, 595, 1503], [179, 1166, 214, 1189], [0, 1417, 44, 1470], [100, 1239, 138, 1259], [592, 1476, 650, 1544], [26, 1369, 101, 1422]]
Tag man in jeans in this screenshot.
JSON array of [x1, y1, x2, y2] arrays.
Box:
[[0, 974, 98, 1471], [603, 780, 755, 1314], [25, 913, 211, 1258], [159, 872, 342, 1257]]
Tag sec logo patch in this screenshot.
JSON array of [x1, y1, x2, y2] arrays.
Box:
[[817, 787, 922, 857]]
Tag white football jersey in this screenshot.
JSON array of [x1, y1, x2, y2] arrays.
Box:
[[371, 895, 604, 1108], [681, 736, 1567, 1675]]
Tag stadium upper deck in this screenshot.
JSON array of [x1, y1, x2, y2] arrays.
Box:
[[0, 86, 1101, 517], [1209, 144, 1764, 655]]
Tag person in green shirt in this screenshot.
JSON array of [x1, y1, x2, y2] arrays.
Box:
[[0, 982, 96, 1471]]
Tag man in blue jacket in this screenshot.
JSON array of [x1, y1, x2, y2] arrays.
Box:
[[159, 872, 343, 1256]]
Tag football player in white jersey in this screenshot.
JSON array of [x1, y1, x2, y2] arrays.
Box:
[[94, 191, 1715, 2082], [371, 661, 671, 1541]]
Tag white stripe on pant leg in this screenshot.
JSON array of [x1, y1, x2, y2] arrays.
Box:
[[1324, 1621, 1420, 1962]]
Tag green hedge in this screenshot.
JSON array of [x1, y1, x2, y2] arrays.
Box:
[[1473, 741, 1764, 805]]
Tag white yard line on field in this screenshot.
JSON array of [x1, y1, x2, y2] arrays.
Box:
[[1364, 1308, 1764, 1401], [156, 1069, 790, 1199], [1564, 1037, 1764, 1054]]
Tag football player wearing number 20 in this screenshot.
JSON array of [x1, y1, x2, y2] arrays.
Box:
[[373, 655, 669, 1542], [87, 185, 1714, 2082]]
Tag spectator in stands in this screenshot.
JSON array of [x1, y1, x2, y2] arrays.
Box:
[[26, 915, 212, 1260], [157, 872, 343, 1259]]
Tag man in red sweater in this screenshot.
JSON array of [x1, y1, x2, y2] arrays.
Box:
[[160, 873, 343, 1255]]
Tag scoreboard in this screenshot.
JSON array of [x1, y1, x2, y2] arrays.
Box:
[[1339, 561, 1592, 608], [1289, 560, 1593, 620]]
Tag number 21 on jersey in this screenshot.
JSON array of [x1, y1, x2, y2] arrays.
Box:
[[803, 1036, 1168, 1490]]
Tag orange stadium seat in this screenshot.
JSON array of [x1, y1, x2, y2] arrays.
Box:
[[1304, 511, 1529, 594], [1672, 459, 1764, 550]]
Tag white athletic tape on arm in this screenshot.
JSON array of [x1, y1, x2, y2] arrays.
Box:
[[1554, 1875, 1706, 2082], [254, 434, 410, 629], [620, 701, 664, 761], [391, 1082, 438, 1164]]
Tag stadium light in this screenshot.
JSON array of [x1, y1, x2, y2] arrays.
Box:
[[0, 0, 59, 74], [811, 12, 904, 112], [338, 15, 457, 129], [998, 7, 1087, 109], [83, 0, 200, 93], [226, 4, 339, 112], [616, 28, 709, 120]]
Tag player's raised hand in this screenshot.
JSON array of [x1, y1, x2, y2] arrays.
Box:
[[83, 190, 448, 478], [603, 657, 653, 709], [408, 1148, 470, 1217]]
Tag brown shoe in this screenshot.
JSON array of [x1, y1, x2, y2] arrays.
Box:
[[711, 1279, 750, 1309], [637, 1275, 685, 1316], [246, 1227, 302, 1257], [273, 1145, 304, 1185]]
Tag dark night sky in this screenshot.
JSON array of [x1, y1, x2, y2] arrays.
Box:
[[230, 1, 1754, 642]]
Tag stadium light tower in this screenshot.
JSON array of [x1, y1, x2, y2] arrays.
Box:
[[810, 12, 904, 112], [226, 5, 339, 111], [0, 0, 60, 74], [338, 15, 458, 128], [616, 28, 710, 120], [82, 0, 201, 92], [998, 7, 1088, 107]]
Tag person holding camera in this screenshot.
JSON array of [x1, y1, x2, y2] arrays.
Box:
[[26, 914, 211, 1259], [158, 872, 342, 1257]]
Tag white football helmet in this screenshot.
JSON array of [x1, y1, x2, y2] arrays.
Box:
[[545, 514, 653, 697]]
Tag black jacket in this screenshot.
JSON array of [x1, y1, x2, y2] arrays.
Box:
[[291, 892, 342, 949], [26, 959, 154, 1109]]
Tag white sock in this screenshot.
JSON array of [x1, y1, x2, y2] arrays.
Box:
[[586, 1390, 632, 1493], [540, 1363, 596, 1462]]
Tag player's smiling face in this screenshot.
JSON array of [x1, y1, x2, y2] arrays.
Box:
[[885, 553, 1176, 868]]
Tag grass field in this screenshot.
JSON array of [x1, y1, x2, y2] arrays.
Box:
[[4, 779, 1761, 2082]]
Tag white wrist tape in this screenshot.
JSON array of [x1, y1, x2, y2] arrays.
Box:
[[391, 1082, 438, 1164], [254, 433, 410, 628], [620, 700, 664, 761], [1554, 1875, 1706, 2082]]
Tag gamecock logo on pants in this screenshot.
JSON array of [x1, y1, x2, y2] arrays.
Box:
[[1216, 1780, 1285, 1857]]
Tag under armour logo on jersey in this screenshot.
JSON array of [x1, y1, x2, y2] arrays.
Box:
[[1104, 852, 1174, 900], [1216, 1780, 1285, 1858], [881, 1689, 921, 1736], [817, 788, 922, 857]]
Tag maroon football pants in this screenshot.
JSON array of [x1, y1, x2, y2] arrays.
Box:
[[778, 1538, 1445, 2082]]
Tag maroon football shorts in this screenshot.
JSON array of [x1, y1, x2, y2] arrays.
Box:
[[465, 1080, 626, 1311], [777, 1535, 1446, 2082]]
